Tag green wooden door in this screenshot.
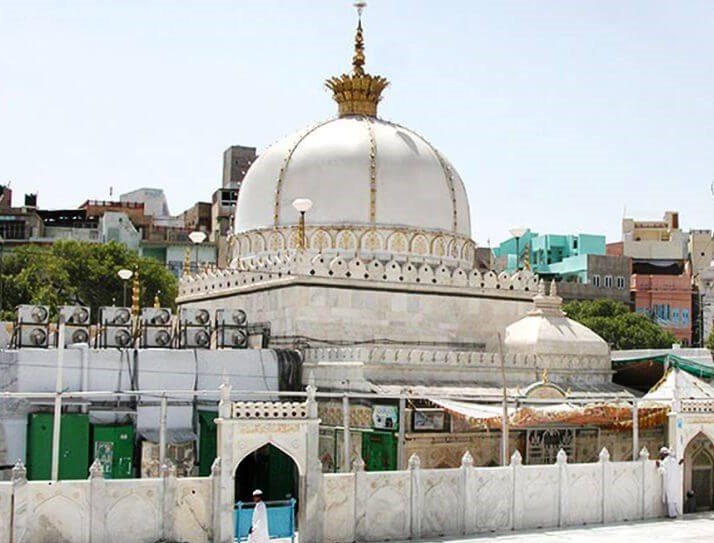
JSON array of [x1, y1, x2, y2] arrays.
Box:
[[198, 410, 218, 477], [27, 413, 90, 480], [361, 430, 397, 471], [92, 424, 134, 479]]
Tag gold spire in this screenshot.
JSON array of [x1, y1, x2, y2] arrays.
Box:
[[325, 2, 388, 117]]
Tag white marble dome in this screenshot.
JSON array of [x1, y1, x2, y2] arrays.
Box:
[[234, 115, 471, 237]]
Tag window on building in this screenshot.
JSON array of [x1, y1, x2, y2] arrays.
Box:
[[653, 304, 671, 323], [616, 276, 626, 289], [604, 275, 613, 288], [682, 309, 690, 326], [592, 274, 601, 287], [672, 309, 680, 324]]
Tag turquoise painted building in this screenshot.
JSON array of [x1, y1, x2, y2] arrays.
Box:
[[494, 231, 607, 283]]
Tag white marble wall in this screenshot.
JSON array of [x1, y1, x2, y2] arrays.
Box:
[[0, 463, 212, 543], [323, 448, 665, 542], [0, 448, 665, 543]]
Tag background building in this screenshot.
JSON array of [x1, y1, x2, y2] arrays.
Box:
[[493, 231, 631, 304], [619, 211, 693, 345]]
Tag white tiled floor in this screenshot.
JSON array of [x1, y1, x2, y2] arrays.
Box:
[[393, 513, 714, 542]]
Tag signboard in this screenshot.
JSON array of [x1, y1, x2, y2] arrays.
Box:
[[372, 405, 399, 430], [412, 409, 446, 432]]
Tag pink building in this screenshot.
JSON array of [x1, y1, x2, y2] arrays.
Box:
[[631, 270, 693, 345]]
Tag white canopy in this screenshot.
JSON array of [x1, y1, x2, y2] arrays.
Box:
[[640, 368, 714, 407], [429, 398, 515, 419]]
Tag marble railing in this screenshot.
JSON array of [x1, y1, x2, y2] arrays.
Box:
[[178, 249, 539, 299], [324, 448, 664, 542]]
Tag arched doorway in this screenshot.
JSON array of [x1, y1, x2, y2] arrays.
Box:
[[684, 433, 714, 512], [234, 443, 299, 503]]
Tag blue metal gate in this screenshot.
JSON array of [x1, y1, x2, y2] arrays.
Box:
[[235, 499, 296, 542]]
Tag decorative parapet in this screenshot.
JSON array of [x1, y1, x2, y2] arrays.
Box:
[[177, 249, 539, 300], [231, 401, 309, 419], [680, 400, 714, 413]]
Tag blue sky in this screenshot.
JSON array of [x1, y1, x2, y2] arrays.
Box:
[[1, 0, 713, 245]]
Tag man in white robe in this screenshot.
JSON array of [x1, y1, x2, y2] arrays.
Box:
[[657, 446, 683, 518], [248, 489, 270, 543]]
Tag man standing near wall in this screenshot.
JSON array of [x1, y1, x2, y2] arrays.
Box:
[[248, 489, 270, 543], [657, 447, 684, 518]]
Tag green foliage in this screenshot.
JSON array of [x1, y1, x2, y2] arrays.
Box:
[[706, 329, 714, 351], [563, 298, 678, 350], [0, 240, 177, 320]]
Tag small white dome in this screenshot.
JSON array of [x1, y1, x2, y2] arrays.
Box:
[[235, 116, 471, 237], [504, 283, 611, 384]]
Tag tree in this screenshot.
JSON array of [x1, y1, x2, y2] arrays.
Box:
[[563, 298, 678, 350], [0, 240, 178, 320]]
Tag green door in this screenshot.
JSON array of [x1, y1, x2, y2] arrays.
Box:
[[27, 413, 90, 480], [92, 424, 134, 479], [198, 410, 218, 477], [361, 430, 397, 471]]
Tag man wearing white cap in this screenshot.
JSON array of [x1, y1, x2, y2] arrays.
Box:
[[248, 489, 270, 543], [657, 446, 684, 518]]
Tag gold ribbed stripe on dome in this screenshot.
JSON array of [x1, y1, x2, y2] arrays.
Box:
[[366, 118, 378, 223], [273, 120, 333, 226], [430, 147, 459, 233]]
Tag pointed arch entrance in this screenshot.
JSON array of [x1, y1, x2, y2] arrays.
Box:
[[212, 384, 323, 543], [684, 432, 714, 511], [234, 443, 299, 503]]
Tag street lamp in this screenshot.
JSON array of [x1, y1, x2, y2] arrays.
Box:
[[117, 268, 133, 307], [509, 228, 528, 272], [292, 198, 313, 250], [189, 231, 207, 273]]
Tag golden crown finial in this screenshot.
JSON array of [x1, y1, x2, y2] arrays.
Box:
[[325, 2, 389, 117]]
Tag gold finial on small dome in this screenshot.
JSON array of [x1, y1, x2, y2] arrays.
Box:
[[325, 2, 389, 117]]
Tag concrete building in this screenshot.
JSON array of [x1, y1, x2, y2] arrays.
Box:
[[621, 212, 693, 345], [222, 145, 256, 190], [622, 211, 688, 263], [212, 146, 257, 265], [494, 231, 631, 303]]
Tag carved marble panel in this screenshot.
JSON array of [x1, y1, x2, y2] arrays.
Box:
[[104, 481, 161, 543], [175, 478, 212, 543], [323, 474, 355, 543], [563, 463, 601, 525], [26, 482, 89, 543], [607, 462, 641, 522], [420, 468, 461, 537], [355, 471, 410, 541], [470, 467, 512, 532], [518, 465, 559, 529]]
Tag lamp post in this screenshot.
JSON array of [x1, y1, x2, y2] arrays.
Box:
[[509, 228, 528, 272], [117, 268, 133, 307], [188, 231, 207, 273], [292, 198, 313, 250]]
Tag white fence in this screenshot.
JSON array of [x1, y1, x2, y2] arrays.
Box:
[[0, 448, 664, 543], [0, 461, 216, 543], [323, 448, 664, 542]]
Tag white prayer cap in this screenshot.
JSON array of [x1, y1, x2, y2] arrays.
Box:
[[252, 489, 263, 496], [659, 446, 670, 455]]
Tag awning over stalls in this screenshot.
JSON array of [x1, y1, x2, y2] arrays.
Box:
[[427, 398, 664, 431], [429, 398, 515, 419], [612, 352, 714, 392], [613, 353, 714, 380]]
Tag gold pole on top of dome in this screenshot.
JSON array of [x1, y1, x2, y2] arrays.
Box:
[[325, 2, 389, 118]]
